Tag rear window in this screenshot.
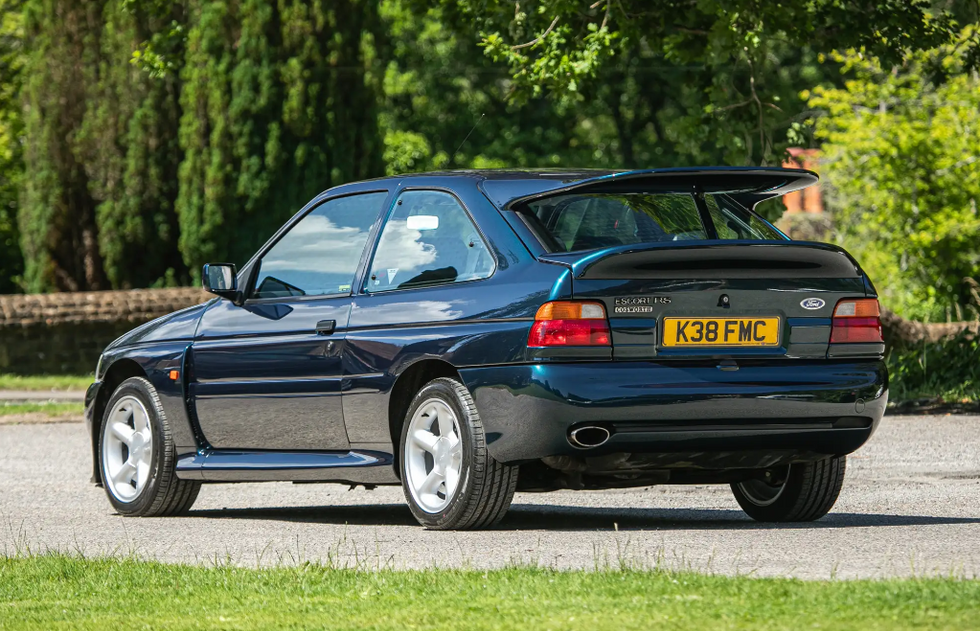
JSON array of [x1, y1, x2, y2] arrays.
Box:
[[517, 193, 784, 253]]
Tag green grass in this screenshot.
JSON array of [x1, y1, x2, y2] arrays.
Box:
[[0, 555, 978, 630], [0, 401, 84, 418], [0, 374, 91, 392]]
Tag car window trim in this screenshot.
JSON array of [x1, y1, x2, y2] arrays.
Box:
[[692, 189, 719, 240], [718, 193, 790, 240], [243, 189, 392, 301], [358, 186, 497, 296]]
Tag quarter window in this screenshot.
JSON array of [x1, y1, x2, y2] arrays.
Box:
[[251, 192, 387, 299], [704, 195, 783, 240], [366, 190, 494, 292]]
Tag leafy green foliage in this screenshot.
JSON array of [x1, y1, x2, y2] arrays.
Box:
[[887, 332, 980, 402], [378, 1, 600, 174], [436, 0, 968, 166], [3, 0, 979, 301], [81, 1, 189, 289], [176, 0, 384, 274], [0, 0, 23, 293], [17, 0, 188, 291], [809, 31, 980, 321], [18, 1, 109, 293]]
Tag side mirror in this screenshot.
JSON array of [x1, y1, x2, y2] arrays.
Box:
[[202, 263, 241, 304]]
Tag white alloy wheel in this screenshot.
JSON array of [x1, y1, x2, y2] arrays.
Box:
[[404, 398, 464, 513], [101, 395, 154, 503]]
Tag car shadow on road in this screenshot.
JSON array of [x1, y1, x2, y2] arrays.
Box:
[[184, 503, 980, 531]]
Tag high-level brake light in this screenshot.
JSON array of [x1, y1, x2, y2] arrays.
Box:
[[528, 301, 611, 347], [830, 298, 883, 344]]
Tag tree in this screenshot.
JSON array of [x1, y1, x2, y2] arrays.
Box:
[[430, 0, 970, 166], [378, 0, 602, 174], [176, 0, 385, 275], [77, 0, 188, 289], [0, 0, 24, 293], [19, 0, 108, 292], [809, 29, 980, 321]]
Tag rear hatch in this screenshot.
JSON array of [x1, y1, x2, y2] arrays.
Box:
[[497, 168, 877, 361], [541, 241, 866, 360]]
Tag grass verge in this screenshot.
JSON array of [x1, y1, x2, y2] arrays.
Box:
[[0, 402, 84, 424], [1, 554, 978, 630], [0, 402, 84, 417], [0, 374, 91, 392]]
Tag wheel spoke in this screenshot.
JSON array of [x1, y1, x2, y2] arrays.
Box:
[[138, 442, 153, 466], [446, 432, 461, 453], [132, 408, 150, 434], [437, 415, 455, 438], [444, 465, 460, 496], [110, 422, 135, 445], [113, 459, 137, 486], [419, 468, 445, 496], [412, 429, 439, 454]]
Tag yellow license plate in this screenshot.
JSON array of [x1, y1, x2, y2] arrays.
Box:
[[662, 317, 780, 347]]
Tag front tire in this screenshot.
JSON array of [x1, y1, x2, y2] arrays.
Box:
[[400, 377, 518, 530], [98, 377, 201, 516], [731, 456, 846, 522]]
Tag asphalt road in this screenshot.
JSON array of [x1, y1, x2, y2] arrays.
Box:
[[1, 415, 978, 579]]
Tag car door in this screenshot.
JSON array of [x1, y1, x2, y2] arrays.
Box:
[[190, 191, 390, 451], [342, 188, 499, 446]]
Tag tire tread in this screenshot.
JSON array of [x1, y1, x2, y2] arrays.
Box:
[[732, 456, 845, 522], [401, 377, 518, 530], [100, 377, 201, 517]]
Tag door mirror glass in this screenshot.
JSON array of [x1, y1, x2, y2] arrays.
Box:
[[203, 263, 238, 296]]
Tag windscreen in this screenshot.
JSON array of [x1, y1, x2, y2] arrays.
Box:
[[518, 192, 784, 253]]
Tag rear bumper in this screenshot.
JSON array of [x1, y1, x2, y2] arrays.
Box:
[[459, 359, 887, 466]]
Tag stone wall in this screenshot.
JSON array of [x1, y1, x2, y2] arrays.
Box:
[[0, 288, 208, 375], [1, 286, 976, 375]]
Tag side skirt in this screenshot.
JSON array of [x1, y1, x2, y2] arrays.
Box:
[[175, 449, 398, 484]]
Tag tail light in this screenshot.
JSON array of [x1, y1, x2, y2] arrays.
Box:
[[528, 301, 611, 347], [830, 299, 883, 344]]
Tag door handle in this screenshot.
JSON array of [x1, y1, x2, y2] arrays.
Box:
[[315, 320, 336, 335]]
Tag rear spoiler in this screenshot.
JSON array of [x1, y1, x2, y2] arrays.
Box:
[[539, 241, 862, 280], [485, 167, 818, 211]]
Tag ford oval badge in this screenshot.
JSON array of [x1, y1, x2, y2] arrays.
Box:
[[800, 298, 826, 310]]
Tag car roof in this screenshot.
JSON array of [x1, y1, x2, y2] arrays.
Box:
[[360, 167, 818, 210]]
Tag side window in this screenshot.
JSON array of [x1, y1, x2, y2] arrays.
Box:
[[704, 195, 783, 240], [366, 190, 494, 292], [251, 192, 387, 299]]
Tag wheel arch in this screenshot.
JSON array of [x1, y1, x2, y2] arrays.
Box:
[[90, 358, 147, 486], [387, 358, 461, 478]]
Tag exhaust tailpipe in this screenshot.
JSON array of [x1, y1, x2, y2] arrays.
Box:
[[568, 425, 611, 449]]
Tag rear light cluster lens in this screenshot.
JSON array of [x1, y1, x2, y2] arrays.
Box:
[[528, 301, 611, 347], [830, 299, 883, 344]]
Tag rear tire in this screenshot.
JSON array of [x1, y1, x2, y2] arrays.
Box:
[[98, 377, 201, 516], [400, 377, 518, 530], [731, 456, 845, 522]]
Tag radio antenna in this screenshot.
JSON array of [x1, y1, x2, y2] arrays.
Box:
[[450, 113, 485, 167]]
